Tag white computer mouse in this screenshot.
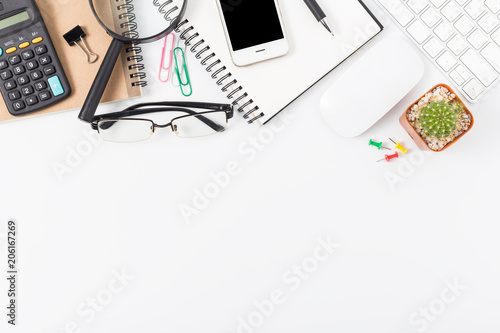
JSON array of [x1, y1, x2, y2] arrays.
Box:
[[320, 36, 424, 137]]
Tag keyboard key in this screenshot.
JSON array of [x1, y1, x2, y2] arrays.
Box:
[[422, 7, 441, 27], [448, 35, 468, 55], [450, 69, 466, 85], [478, 13, 499, 33], [8, 55, 21, 65], [43, 66, 56, 76], [30, 70, 43, 81], [407, 20, 431, 44], [12, 101, 25, 112], [8, 91, 21, 101], [48, 76, 64, 96], [34, 81, 47, 91], [493, 28, 500, 46], [465, 0, 486, 20], [34, 44, 47, 55], [26, 96, 38, 106], [408, 0, 428, 14], [21, 50, 34, 60], [485, 0, 500, 13], [378, 0, 415, 26], [17, 75, 30, 86], [430, 0, 447, 7], [436, 51, 458, 71], [441, 2, 462, 22], [39, 91, 51, 101], [467, 29, 488, 49], [455, 15, 475, 35], [456, 65, 472, 81], [26, 60, 39, 70], [1, 69, 13, 80], [434, 21, 454, 41], [21, 86, 34, 96], [424, 37, 445, 57], [39, 55, 52, 66], [460, 49, 497, 86], [4, 80, 17, 90], [463, 78, 485, 99], [480, 43, 500, 73], [0, 60, 8, 70]]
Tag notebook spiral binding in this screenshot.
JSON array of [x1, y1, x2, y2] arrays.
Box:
[[174, 19, 264, 124], [116, 0, 147, 87], [153, 0, 180, 22]]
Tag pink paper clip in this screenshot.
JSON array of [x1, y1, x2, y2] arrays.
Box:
[[159, 33, 175, 83]]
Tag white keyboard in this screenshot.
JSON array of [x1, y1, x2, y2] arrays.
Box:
[[375, 0, 500, 102]]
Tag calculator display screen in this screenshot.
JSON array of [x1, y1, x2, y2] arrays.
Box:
[[0, 11, 30, 31], [220, 0, 285, 51]]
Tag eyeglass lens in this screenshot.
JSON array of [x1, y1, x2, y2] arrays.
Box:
[[97, 111, 228, 142]]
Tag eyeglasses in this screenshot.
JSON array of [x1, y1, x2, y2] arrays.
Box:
[[91, 101, 234, 143]]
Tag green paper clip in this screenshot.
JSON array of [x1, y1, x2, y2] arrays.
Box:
[[173, 47, 192, 97]]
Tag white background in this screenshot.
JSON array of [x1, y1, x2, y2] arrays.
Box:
[[1, 0, 500, 332]]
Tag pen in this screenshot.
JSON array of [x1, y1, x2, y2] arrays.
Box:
[[303, 0, 334, 36]]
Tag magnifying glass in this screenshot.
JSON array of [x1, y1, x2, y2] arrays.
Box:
[[78, 0, 188, 123]]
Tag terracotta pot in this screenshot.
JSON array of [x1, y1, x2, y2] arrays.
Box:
[[399, 84, 474, 152]]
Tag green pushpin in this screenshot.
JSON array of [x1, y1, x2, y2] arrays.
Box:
[[369, 139, 390, 150]]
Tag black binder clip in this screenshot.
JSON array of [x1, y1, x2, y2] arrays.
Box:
[[63, 25, 98, 64]]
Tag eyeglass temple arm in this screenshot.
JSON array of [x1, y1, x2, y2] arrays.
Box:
[[124, 102, 233, 118], [92, 108, 226, 132]]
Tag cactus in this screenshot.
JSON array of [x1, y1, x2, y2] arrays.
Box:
[[417, 100, 464, 139]]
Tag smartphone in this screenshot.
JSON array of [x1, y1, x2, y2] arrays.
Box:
[[215, 0, 289, 67]]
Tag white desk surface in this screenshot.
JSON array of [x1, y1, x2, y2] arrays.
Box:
[[1, 1, 499, 332]]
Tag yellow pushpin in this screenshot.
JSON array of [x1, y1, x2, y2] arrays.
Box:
[[389, 138, 408, 154]]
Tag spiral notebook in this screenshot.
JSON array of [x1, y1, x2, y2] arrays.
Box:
[[0, 0, 145, 123], [168, 0, 383, 125]]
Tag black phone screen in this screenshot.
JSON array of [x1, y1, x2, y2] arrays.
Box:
[[219, 0, 285, 51]]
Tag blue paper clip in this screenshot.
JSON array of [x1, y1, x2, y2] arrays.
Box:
[[159, 33, 175, 82], [173, 47, 192, 97]]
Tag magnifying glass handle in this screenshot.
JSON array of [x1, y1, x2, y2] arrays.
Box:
[[78, 38, 124, 123]]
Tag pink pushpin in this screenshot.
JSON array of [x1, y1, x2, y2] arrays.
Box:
[[377, 151, 399, 163]]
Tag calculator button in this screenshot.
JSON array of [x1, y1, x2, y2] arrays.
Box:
[[6, 47, 17, 54], [0, 60, 8, 70], [13, 65, 26, 75], [32, 37, 43, 44], [19, 42, 30, 49], [34, 81, 47, 91], [1, 69, 13, 80], [12, 101, 25, 111], [39, 91, 51, 101], [8, 91, 21, 101], [26, 60, 38, 70], [21, 50, 34, 60], [30, 70, 43, 80], [4, 80, 17, 90], [35, 45, 47, 55], [26, 96, 38, 106], [39, 55, 52, 65], [17, 75, 30, 86], [0, 48, 3, 57], [8, 55, 21, 65], [48, 76, 64, 96], [21, 86, 34, 96], [43, 66, 56, 75]]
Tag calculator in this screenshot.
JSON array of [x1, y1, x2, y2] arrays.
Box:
[[0, 0, 70, 116]]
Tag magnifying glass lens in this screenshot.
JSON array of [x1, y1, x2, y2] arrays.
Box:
[[79, 0, 187, 123], [91, 0, 184, 41]]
